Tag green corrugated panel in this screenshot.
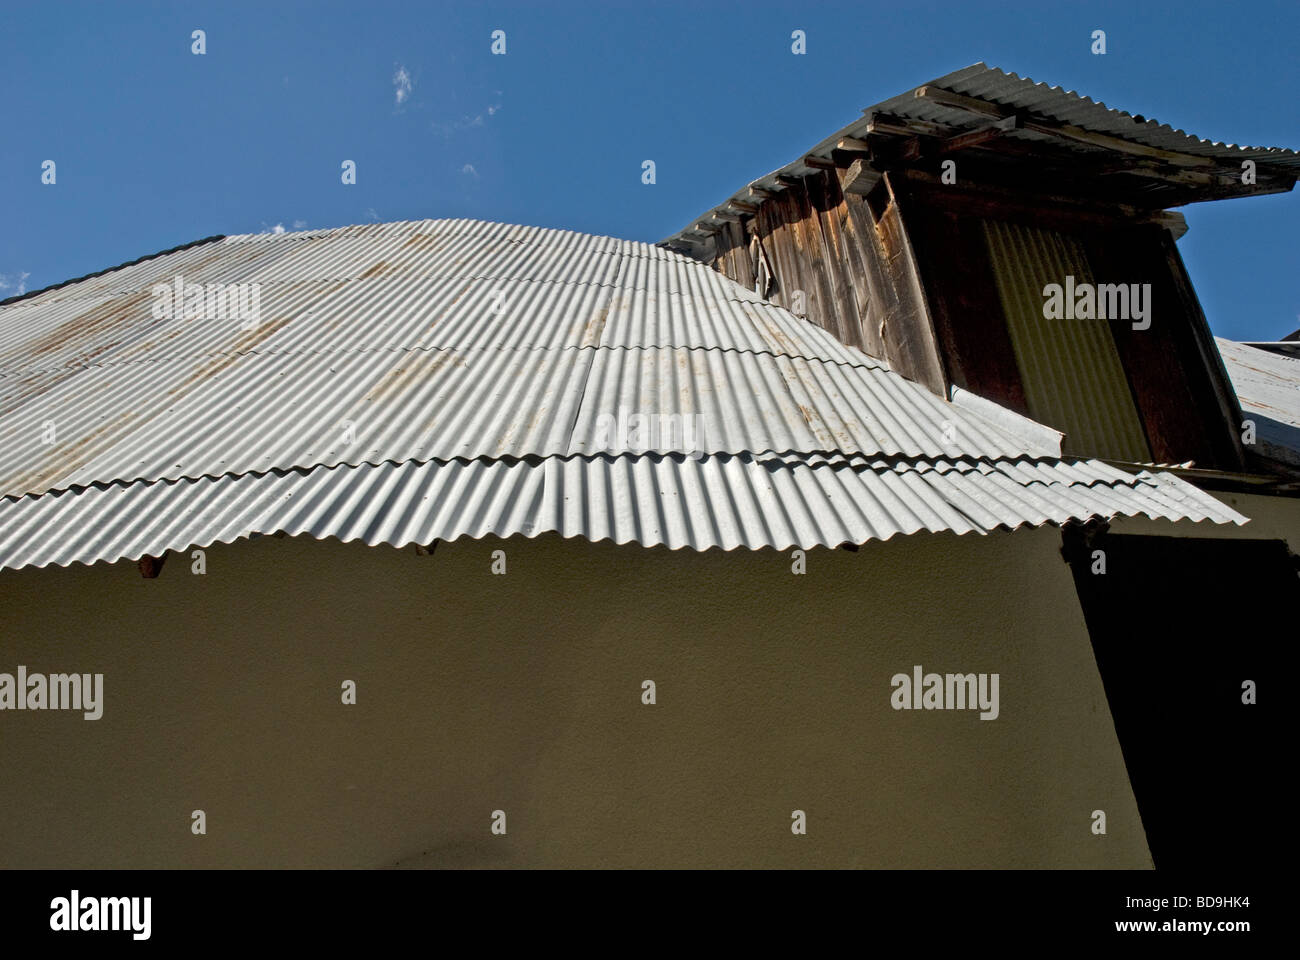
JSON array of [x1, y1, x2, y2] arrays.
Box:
[[982, 219, 1152, 462]]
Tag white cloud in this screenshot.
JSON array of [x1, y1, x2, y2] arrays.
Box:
[[393, 65, 412, 106], [460, 163, 478, 178], [0, 271, 31, 296], [259, 223, 287, 235], [365, 207, 381, 222], [292, 219, 307, 229], [433, 103, 502, 138]]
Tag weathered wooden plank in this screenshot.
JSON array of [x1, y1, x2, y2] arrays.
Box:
[[726, 219, 755, 291], [804, 171, 860, 349], [871, 174, 948, 395], [789, 177, 840, 340], [820, 174, 878, 357], [841, 194, 888, 358], [896, 168, 1143, 227], [906, 202, 1028, 414], [755, 191, 805, 316], [837, 158, 877, 195], [913, 84, 1010, 120]]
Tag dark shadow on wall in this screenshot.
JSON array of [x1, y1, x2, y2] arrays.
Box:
[[1062, 527, 1292, 871]]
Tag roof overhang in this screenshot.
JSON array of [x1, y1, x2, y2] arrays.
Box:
[[661, 63, 1298, 254]]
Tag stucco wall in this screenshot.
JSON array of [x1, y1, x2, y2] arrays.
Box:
[[1111, 489, 1300, 551], [0, 525, 1151, 868]]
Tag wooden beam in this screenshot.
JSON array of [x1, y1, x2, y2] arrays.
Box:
[[915, 84, 1220, 168], [1100, 163, 1214, 187], [138, 553, 167, 579], [1151, 210, 1188, 241], [802, 155, 838, 171], [897, 167, 1146, 225], [837, 158, 878, 195], [413, 539, 439, 556], [1021, 119, 1217, 168], [914, 84, 1010, 120], [890, 137, 922, 163], [836, 136, 872, 153], [866, 113, 947, 138], [936, 115, 1021, 154]]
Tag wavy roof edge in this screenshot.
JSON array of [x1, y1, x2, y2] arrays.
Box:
[[0, 450, 1248, 570], [0, 448, 1093, 503], [0, 213, 1252, 565]]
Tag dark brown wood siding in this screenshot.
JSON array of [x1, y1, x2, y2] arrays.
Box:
[[696, 171, 1246, 469], [707, 170, 944, 395]]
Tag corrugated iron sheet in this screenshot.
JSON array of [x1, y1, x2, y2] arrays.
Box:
[[982, 219, 1152, 462], [0, 218, 1248, 569], [662, 62, 1300, 249], [0, 453, 1246, 569], [2, 221, 879, 369], [0, 220, 1052, 497], [1216, 337, 1300, 466], [933, 64, 1300, 162]]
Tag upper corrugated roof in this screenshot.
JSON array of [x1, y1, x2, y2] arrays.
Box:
[[662, 62, 1299, 249], [0, 218, 1052, 497], [0, 218, 1246, 568]]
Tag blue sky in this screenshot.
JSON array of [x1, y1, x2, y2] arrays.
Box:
[[2, 0, 1296, 340]]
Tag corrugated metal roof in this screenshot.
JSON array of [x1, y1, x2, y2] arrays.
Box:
[[0, 218, 1247, 569], [983, 218, 1152, 462], [0, 219, 1052, 497], [1217, 337, 1300, 466], [2, 221, 878, 368], [661, 62, 1299, 249], [894, 63, 1299, 162], [0, 453, 1245, 569]]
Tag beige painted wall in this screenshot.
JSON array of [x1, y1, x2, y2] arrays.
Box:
[[0, 525, 1152, 868], [1111, 489, 1300, 551]]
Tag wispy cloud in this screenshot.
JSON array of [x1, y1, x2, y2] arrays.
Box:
[[393, 65, 412, 106], [260, 222, 287, 235], [365, 207, 380, 222], [292, 219, 307, 230], [433, 102, 502, 138], [0, 271, 31, 297], [460, 163, 479, 179]]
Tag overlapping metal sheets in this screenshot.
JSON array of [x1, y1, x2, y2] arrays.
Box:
[[0, 453, 1246, 569], [0, 220, 1051, 497], [0, 218, 1246, 570]]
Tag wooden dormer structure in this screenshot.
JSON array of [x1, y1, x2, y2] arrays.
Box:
[[661, 64, 1300, 474]]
